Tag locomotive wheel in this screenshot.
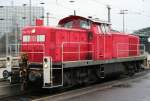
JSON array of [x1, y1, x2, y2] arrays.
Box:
[[63, 72, 72, 86], [127, 65, 135, 76], [63, 68, 98, 87]]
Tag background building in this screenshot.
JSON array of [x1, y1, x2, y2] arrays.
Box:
[[0, 6, 44, 56]]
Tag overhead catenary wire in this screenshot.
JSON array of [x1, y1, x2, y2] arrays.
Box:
[[18, 0, 150, 21], [89, 0, 150, 19], [2, 0, 149, 29]]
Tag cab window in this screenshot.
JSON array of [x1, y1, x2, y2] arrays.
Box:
[[105, 24, 110, 33], [23, 35, 30, 42], [63, 21, 73, 28], [80, 20, 90, 29], [97, 25, 102, 33], [98, 24, 110, 34], [101, 24, 106, 33]]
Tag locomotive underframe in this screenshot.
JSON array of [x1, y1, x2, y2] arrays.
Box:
[[52, 55, 146, 88], [9, 55, 146, 89], [1, 55, 146, 90]]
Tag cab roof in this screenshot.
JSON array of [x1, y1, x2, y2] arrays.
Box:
[[58, 15, 111, 25]]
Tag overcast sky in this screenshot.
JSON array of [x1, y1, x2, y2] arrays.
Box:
[[1, 0, 150, 32]]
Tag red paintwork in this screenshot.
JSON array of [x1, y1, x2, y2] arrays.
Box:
[[21, 16, 140, 63], [112, 33, 129, 58], [36, 19, 44, 26], [92, 34, 112, 60], [128, 35, 140, 56]]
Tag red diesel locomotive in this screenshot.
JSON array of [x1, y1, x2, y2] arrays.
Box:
[[3, 15, 146, 89]]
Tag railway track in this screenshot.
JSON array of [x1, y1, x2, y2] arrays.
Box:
[[0, 70, 149, 101]]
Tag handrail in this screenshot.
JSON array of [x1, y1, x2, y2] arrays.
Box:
[[8, 44, 45, 57], [117, 43, 145, 57], [6, 43, 146, 63], [61, 42, 93, 63]]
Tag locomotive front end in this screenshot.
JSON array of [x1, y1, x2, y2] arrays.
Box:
[[2, 26, 50, 90], [20, 27, 49, 89]]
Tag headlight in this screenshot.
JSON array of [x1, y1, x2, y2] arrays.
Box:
[[32, 29, 36, 33], [44, 64, 48, 68]]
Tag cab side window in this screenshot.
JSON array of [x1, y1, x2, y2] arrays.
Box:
[[101, 24, 106, 33], [98, 24, 110, 34], [105, 24, 110, 33], [97, 25, 102, 33], [80, 20, 90, 29], [63, 21, 73, 28]]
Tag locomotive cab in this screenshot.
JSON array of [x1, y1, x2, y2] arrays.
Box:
[[58, 16, 91, 29], [58, 15, 111, 34]]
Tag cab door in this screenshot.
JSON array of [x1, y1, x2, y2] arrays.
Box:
[[93, 24, 112, 60]]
